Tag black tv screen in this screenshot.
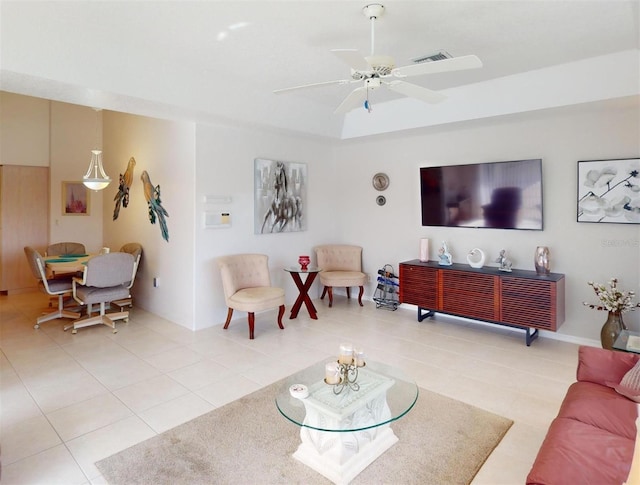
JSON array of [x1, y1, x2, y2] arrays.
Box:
[[420, 159, 543, 230]]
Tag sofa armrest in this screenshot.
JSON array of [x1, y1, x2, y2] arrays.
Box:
[[577, 345, 640, 386]]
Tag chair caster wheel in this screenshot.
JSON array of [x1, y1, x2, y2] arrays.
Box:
[[123, 318, 128, 323], [34, 324, 40, 329], [113, 329, 118, 334], [71, 329, 77, 334]]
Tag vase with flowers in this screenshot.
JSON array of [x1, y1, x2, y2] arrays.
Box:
[[584, 278, 640, 350]]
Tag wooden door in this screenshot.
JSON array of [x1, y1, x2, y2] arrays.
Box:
[[0, 165, 49, 293]]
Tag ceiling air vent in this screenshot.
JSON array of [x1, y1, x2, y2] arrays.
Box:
[[411, 50, 452, 64]]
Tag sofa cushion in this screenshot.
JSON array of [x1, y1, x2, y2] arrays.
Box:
[[558, 381, 638, 440], [577, 345, 639, 386], [526, 417, 633, 485]]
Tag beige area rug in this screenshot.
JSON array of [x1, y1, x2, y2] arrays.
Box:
[[97, 372, 513, 485]]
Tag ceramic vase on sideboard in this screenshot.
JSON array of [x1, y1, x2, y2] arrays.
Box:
[[601, 311, 626, 350], [535, 246, 550, 275]]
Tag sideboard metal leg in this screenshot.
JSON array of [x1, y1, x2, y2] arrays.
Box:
[[525, 328, 539, 346], [418, 307, 435, 322]]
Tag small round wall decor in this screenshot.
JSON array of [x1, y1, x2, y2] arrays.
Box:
[[376, 195, 386, 206], [372, 173, 389, 191]]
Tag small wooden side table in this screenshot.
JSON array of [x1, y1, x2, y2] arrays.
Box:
[[284, 267, 321, 320]]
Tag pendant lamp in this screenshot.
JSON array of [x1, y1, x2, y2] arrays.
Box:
[[83, 109, 111, 191]]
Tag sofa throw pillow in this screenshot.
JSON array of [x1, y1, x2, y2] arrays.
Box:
[[614, 359, 640, 402]]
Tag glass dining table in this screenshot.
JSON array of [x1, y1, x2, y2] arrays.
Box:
[[44, 253, 91, 277]]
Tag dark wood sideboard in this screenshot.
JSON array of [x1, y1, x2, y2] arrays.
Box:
[[399, 259, 565, 345]]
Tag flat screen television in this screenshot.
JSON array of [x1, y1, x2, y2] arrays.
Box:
[[420, 159, 543, 230]]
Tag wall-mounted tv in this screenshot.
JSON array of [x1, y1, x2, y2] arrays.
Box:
[[420, 159, 543, 230]]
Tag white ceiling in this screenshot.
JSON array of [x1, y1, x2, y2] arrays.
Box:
[[1, 0, 639, 139]]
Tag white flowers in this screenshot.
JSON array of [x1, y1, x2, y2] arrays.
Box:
[[584, 278, 640, 313]]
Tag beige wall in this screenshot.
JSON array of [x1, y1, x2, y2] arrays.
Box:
[[0, 92, 49, 166], [0, 92, 104, 251], [102, 111, 196, 328]]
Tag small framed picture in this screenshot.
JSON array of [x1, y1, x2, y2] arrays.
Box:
[[62, 181, 90, 216], [577, 158, 640, 224]]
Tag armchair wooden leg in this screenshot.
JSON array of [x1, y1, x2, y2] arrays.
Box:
[[346, 287, 351, 299], [321, 286, 328, 300], [327, 287, 333, 307], [248, 312, 255, 340], [358, 286, 364, 306], [277, 304, 285, 330], [223, 308, 233, 329]]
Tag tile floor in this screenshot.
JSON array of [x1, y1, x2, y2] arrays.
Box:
[[1, 291, 580, 484]]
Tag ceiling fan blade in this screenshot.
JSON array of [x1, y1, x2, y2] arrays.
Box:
[[386, 80, 447, 104], [331, 49, 371, 72], [334, 86, 367, 114], [273, 79, 351, 94], [392, 55, 483, 78]]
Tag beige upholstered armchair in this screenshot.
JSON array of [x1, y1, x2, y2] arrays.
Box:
[[24, 246, 81, 329], [217, 254, 285, 339], [314, 244, 366, 307], [46, 241, 86, 256], [64, 252, 137, 334]]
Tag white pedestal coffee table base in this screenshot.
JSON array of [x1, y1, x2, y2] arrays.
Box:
[[292, 372, 397, 484], [293, 425, 398, 485]]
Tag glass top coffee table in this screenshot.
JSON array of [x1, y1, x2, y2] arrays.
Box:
[[613, 330, 640, 354], [275, 360, 418, 484]]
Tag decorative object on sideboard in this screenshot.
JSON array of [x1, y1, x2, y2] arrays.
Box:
[[495, 249, 512, 272], [376, 195, 386, 206], [298, 255, 310, 271], [372, 172, 390, 191], [534, 246, 550, 275], [419, 238, 429, 262], [438, 241, 452, 266], [466, 248, 486, 269], [577, 158, 640, 224], [584, 278, 640, 349]]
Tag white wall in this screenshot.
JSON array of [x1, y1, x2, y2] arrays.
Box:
[[102, 111, 197, 329], [334, 97, 640, 342], [194, 122, 337, 329]]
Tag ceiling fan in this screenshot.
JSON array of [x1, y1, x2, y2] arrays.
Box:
[[273, 3, 483, 114]]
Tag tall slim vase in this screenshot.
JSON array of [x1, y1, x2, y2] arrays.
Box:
[[600, 311, 626, 350], [534, 246, 550, 275]]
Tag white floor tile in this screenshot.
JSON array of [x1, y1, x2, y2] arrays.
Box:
[[113, 374, 190, 413], [1, 443, 88, 484], [46, 393, 134, 441], [2, 414, 62, 465]]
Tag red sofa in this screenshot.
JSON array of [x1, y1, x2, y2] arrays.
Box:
[[527, 346, 639, 485]]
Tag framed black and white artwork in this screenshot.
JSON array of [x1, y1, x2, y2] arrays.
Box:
[[577, 158, 640, 224], [254, 158, 307, 234]]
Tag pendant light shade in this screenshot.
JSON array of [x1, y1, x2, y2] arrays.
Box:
[[83, 108, 110, 191], [83, 149, 111, 191]]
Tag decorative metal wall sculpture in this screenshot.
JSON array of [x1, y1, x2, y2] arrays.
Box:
[[113, 157, 136, 221], [141, 170, 169, 242]]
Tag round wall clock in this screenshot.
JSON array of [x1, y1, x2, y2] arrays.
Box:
[[372, 173, 389, 191]]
